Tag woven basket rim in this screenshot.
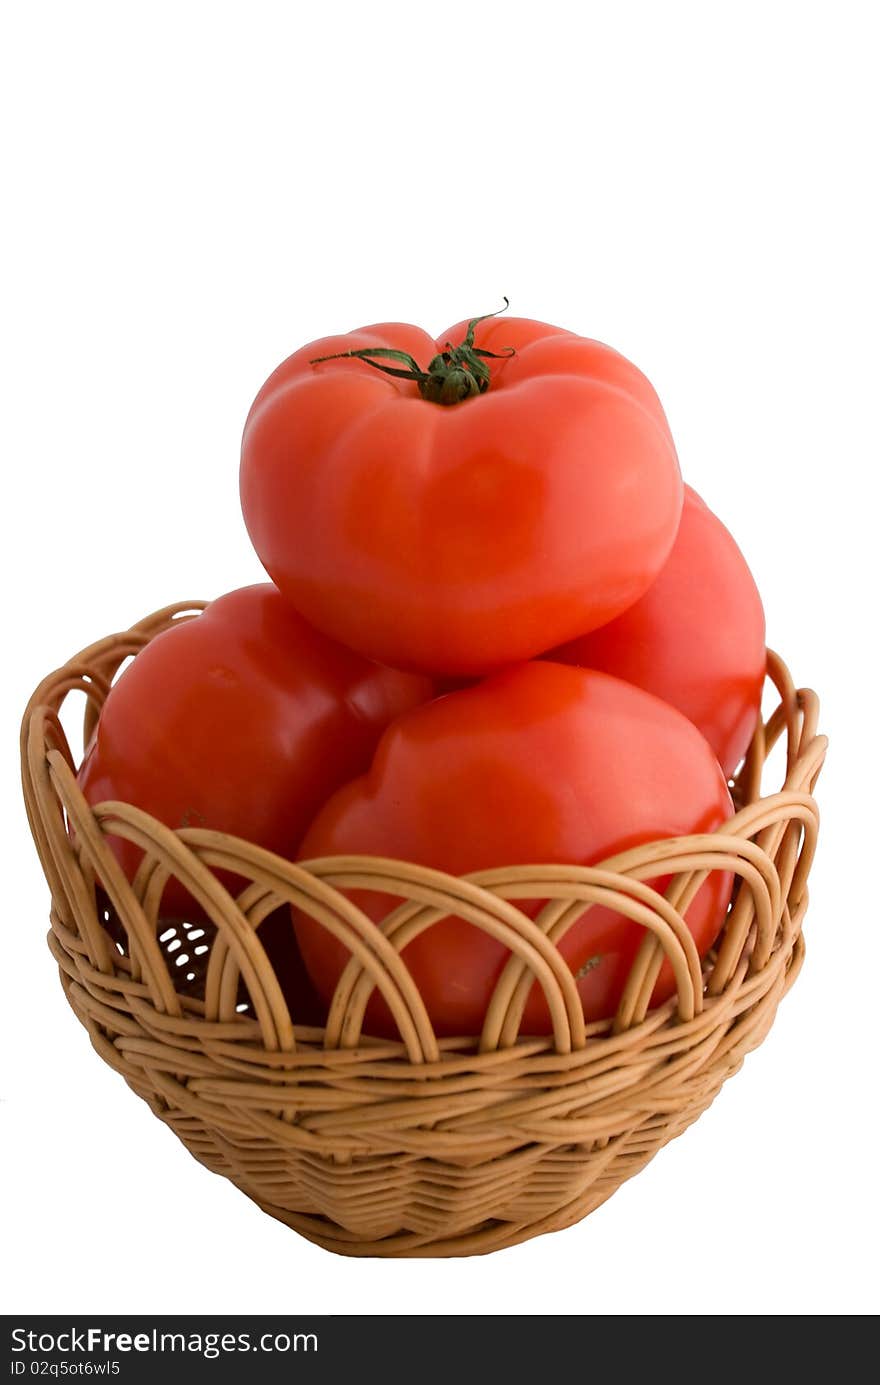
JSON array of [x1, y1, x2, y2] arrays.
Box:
[[22, 600, 826, 1068]]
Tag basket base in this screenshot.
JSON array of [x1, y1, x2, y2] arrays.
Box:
[[233, 1104, 718, 1257], [249, 1179, 624, 1258]]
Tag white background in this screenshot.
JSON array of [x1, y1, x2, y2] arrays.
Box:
[[2, 1, 877, 1317]]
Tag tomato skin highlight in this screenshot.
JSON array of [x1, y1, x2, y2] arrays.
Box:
[[294, 662, 734, 1038], [551, 487, 766, 778], [240, 316, 683, 675], [77, 584, 433, 910]]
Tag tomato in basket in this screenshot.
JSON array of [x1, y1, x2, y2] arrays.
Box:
[[551, 487, 766, 777], [294, 661, 734, 1037], [77, 584, 432, 913], [240, 306, 683, 675]]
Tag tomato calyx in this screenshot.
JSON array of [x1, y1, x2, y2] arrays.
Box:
[[310, 299, 515, 405]]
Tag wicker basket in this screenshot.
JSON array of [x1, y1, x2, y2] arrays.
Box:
[[21, 602, 826, 1257]]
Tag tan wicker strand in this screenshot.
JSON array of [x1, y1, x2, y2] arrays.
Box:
[[21, 602, 826, 1257]]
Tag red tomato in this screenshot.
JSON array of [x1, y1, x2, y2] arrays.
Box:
[[295, 663, 733, 1038], [240, 311, 683, 675], [258, 905, 327, 1026], [550, 487, 766, 777], [77, 584, 432, 911]]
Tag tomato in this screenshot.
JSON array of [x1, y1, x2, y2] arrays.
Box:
[[240, 308, 683, 675], [77, 584, 432, 911], [294, 662, 733, 1037], [550, 487, 766, 777], [258, 905, 327, 1026]]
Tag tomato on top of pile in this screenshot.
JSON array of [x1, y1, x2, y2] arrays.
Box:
[[240, 304, 683, 674], [78, 303, 766, 1038]]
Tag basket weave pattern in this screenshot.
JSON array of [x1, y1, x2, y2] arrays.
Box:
[[22, 604, 826, 1257]]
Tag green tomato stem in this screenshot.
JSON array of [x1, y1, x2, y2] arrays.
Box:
[[310, 299, 514, 405]]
